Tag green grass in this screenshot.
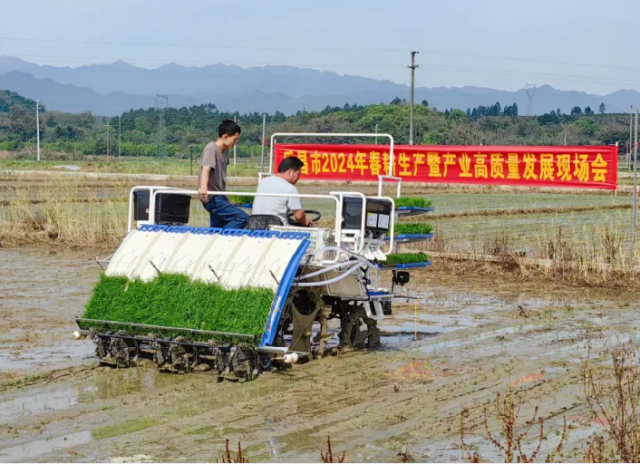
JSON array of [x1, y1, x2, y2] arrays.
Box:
[[394, 197, 432, 208], [82, 274, 274, 339], [92, 417, 161, 440], [383, 252, 429, 266], [394, 223, 433, 235]]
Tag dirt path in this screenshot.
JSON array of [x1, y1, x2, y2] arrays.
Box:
[[0, 249, 637, 462]]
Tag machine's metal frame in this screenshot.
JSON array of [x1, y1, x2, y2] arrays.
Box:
[[127, 187, 396, 263]]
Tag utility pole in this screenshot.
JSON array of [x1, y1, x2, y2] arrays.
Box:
[[260, 113, 267, 172], [36, 99, 40, 162], [407, 51, 419, 145], [155, 94, 168, 157], [632, 108, 638, 261], [118, 116, 122, 159], [233, 115, 237, 165], [630, 106, 634, 170], [105, 123, 111, 160]]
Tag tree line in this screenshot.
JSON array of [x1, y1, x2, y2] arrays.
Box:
[[0, 90, 630, 157]]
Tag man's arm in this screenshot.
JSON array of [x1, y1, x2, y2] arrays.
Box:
[[287, 186, 311, 226], [292, 209, 312, 227], [198, 165, 211, 202]]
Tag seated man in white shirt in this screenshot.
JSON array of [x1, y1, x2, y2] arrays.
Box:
[[252, 157, 313, 227]]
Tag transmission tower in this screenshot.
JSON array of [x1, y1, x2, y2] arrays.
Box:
[[525, 84, 537, 116], [155, 94, 168, 157]]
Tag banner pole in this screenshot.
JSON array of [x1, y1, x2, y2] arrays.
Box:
[[632, 108, 639, 261]]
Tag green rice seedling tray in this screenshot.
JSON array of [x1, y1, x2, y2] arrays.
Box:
[[394, 223, 433, 235], [394, 197, 432, 208], [82, 274, 274, 341], [382, 252, 430, 266]]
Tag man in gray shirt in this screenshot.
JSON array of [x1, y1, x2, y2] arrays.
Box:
[[252, 157, 312, 226], [198, 120, 249, 229]]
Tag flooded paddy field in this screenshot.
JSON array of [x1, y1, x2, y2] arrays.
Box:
[[1, 245, 637, 462], [0, 170, 638, 462]]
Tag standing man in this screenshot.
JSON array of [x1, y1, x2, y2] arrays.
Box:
[[198, 120, 249, 229], [252, 157, 313, 226]]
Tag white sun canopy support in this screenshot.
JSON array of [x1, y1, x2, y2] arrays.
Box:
[[126, 186, 396, 264], [378, 175, 403, 198], [267, 132, 395, 177]]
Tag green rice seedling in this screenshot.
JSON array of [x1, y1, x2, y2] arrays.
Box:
[[394, 197, 432, 208], [382, 252, 429, 266], [83, 274, 274, 340], [228, 195, 255, 205], [394, 223, 433, 235]]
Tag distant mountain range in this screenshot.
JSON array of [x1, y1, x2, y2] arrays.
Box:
[[1, 56, 638, 116]]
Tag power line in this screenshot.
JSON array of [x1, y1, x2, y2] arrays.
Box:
[[2, 36, 638, 71], [418, 64, 640, 88], [420, 49, 640, 72], [419, 63, 640, 85]]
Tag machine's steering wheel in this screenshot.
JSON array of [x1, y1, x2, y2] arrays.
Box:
[[288, 210, 322, 225]]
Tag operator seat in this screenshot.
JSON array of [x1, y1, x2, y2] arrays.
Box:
[[246, 215, 285, 230]]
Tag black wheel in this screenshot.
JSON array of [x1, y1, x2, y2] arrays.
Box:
[[340, 306, 381, 349], [232, 348, 258, 381]]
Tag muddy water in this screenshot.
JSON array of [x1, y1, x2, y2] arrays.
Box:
[[0, 249, 639, 462], [0, 250, 98, 379]]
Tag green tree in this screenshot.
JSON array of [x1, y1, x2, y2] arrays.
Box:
[[570, 106, 583, 116], [576, 118, 596, 137], [77, 111, 95, 129], [584, 106, 594, 115], [599, 102, 606, 115], [9, 106, 37, 142], [46, 114, 57, 128], [135, 116, 153, 134], [421, 100, 429, 107], [503, 103, 519, 117], [447, 109, 466, 122], [493, 101, 502, 116]]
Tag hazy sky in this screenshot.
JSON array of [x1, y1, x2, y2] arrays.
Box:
[[1, 0, 638, 95]]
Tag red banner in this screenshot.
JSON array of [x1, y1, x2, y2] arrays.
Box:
[[274, 144, 618, 190]]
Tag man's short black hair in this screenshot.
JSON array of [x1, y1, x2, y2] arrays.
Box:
[[278, 157, 304, 173], [218, 119, 241, 137]]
